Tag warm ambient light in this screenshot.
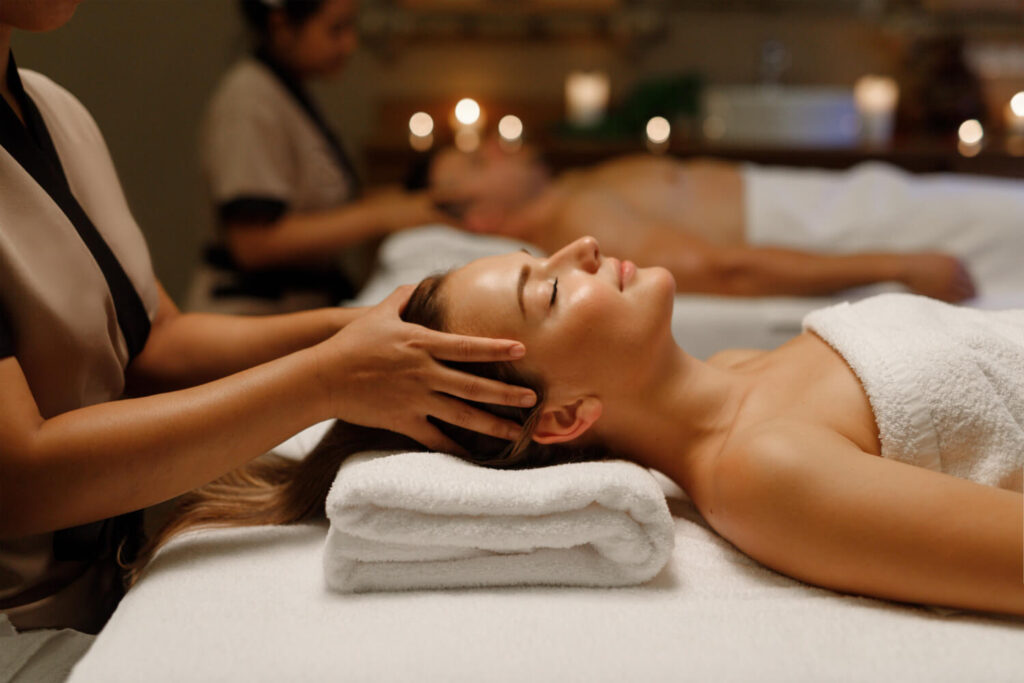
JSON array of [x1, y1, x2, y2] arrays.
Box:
[[646, 116, 671, 144], [498, 115, 524, 141], [854, 75, 898, 146], [1011, 92, 1024, 118], [958, 119, 984, 146], [1007, 92, 1024, 139], [454, 98, 481, 126], [565, 71, 610, 128], [409, 112, 434, 138]]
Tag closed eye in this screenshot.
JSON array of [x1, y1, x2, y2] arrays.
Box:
[[549, 278, 558, 308]]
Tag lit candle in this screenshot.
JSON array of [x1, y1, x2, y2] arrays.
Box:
[[645, 116, 671, 153], [409, 111, 434, 137], [854, 75, 899, 146], [408, 111, 434, 152], [498, 114, 524, 152], [957, 118, 984, 157], [450, 98, 485, 152], [565, 71, 610, 128], [958, 118, 984, 145], [1005, 91, 1024, 137], [454, 98, 481, 128]]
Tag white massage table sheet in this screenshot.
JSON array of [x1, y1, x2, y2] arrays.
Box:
[[70, 493, 1024, 682]]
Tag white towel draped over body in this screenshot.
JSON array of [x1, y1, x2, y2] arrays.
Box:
[[744, 162, 1024, 294], [803, 293, 1024, 491], [323, 451, 675, 592]]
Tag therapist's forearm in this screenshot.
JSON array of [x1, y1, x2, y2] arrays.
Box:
[[2, 348, 332, 538], [227, 202, 391, 270], [127, 306, 363, 393]]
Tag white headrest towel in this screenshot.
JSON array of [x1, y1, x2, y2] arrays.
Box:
[[323, 451, 675, 592]]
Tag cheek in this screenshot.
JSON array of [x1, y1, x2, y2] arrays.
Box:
[[530, 289, 617, 380]]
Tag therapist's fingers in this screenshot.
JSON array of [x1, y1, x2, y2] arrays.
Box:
[[429, 394, 523, 442], [417, 328, 527, 364], [374, 284, 415, 315], [402, 421, 468, 457], [431, 365, 536, 408]]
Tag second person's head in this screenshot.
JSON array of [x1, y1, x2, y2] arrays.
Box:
[[239, 0, 358, 77]]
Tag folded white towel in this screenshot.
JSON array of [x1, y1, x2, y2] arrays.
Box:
[[323, 450, 674, 592]]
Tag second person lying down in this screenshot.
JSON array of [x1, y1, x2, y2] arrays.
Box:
[[414, 141, 979, 302]]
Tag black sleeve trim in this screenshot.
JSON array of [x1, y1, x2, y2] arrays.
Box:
[[217, 197, 288, 227], [0, 302, 14, 358]]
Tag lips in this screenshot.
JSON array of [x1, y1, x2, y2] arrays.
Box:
[[621, 260, 636, 288]]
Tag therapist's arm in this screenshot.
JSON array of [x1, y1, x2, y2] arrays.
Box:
[[226, 188, 449, 270], [0, 289, 535, 538], [126, 283, 366, 392]]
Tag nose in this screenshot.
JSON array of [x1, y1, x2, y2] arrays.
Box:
[[547, 236, 601, 274]]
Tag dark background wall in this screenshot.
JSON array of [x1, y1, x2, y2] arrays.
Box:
[[12, 1, 1021, 300]]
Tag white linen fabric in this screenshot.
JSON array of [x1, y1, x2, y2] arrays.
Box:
[[68, 500, 1024, 683], [744, 161, 1024, 294], [322, 451, 675, 592], [803, 293, 1024, 491]]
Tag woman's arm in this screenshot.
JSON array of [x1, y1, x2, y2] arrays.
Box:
[[694, 244, 976, 302], [226, 188, 447, 270], [0, 347, 332, 538], [1, 288, 535, 539], [709, 422, 1024, 615], [126, 283, 365, 392]]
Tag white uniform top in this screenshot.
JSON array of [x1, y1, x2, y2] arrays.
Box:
[[0, 60, 159, 632], [191, 51, 373, 313]]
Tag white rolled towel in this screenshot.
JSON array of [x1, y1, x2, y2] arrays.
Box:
[[323, 450, 675, 592]]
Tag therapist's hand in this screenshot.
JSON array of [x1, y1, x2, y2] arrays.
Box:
[[314, 286, 536, 453], [366, 189, 450, 232]]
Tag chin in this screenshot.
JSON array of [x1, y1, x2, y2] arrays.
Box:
[[631, 266, 676, 333], [641, 266, 677, 301]]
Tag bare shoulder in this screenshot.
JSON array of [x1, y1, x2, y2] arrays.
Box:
[[706, 420, 862, 525]]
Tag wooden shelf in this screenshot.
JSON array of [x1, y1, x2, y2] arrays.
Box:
[[362, 132, 1024, 185]]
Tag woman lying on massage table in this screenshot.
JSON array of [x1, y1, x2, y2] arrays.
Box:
[[138, 236, 1024, 617]]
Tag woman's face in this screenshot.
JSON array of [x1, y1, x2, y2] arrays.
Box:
[[431, 139, 548, 225], [0, 0, 82, 31], [442, 237, 677, 408], [275, 0, 359, 77]]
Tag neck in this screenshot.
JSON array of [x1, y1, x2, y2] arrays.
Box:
[[595, 343, 751, 495]]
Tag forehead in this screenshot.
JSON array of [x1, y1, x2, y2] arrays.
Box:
[[443, 252, 528, 338]]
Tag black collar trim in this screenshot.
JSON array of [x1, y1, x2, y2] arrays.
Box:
[[254, 47, 361, 196], [0, 53, 151, 362]]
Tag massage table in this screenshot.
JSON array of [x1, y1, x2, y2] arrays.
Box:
[[70, 470, 1024, 682], [71, 218, 1024, 680]]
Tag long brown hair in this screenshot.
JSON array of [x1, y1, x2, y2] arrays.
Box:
[[125, 273, 611, 584]]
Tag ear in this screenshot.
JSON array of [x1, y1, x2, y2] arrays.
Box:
[[532, 397, 603, 445]]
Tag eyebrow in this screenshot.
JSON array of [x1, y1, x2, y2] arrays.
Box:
[[516, 264, 530, 317]]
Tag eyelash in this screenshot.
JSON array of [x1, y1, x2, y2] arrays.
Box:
[[549, 278, 558, 307]]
